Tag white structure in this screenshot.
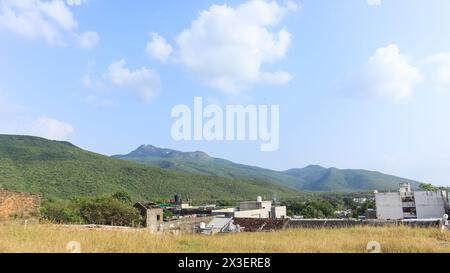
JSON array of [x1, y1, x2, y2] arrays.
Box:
[[199, 217, 241, 235], [212, 196, 287, 219], [415, 191, 447, 219], [271, 206, 287, 219], [375, 183, 449, 220], [375, 192, 403, 220]]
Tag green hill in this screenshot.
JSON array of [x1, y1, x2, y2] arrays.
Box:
[[284, 165, 421, 191], [113, 145, 301, 188], [0, 135, 301, 201], [115, 145, 422, 192]]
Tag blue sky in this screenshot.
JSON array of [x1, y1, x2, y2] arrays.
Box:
[[1, 0, 450, 186]]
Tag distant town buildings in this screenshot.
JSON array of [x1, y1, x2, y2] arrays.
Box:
[[211, 196, 287, 219], [375, 183, 450, 220], [134, 195, 287, 232]]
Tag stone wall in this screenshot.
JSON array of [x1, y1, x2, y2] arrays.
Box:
[[0, 189, 41, 221]]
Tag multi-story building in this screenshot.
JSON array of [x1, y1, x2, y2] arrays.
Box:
[[375, 183, 449, 220]]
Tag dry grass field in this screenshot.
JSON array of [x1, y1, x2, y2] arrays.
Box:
[[0, 224, 449, 253]]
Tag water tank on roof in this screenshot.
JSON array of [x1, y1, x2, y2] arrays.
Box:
[[199, 222, 206, 229], [399, 183, 411, 192], [257, 196, 262, 202]]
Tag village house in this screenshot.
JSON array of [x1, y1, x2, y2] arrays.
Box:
[[134, 202, 163, 230]]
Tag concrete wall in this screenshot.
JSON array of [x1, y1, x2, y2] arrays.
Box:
[[146, 208, 163, 230], [234, 209, 270, 219], [238, 201, 271, 211], [271, 206, 287, 219], [0, 189, 41, 221], [415, 191, 446, 219], [375, 192, 403, 220]]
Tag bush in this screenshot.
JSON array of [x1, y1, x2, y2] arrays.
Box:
[[112, 191, 132, 204], [40, 195, 141, 227], [79, 197, 141, 226], [41, 200, 85, 224]]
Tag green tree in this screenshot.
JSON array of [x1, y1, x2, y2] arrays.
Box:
[[112, 191, 132, 204], [419, 183, 438, 192], [79, 197, 141, 226], [40, 199, 85, 224]]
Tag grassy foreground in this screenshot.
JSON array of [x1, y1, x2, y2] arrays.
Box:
[[0, 224, 449, 253]]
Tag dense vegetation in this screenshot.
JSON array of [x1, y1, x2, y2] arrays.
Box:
[[281, 192, 375, 218], [41, 192, 141, 226], [0, 135, 301, 202], [115, 145, 422, 192]]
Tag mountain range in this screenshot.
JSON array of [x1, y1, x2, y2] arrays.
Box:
[[0, 135, 422, 202], [114, 144, 422, 192], [0, 135, 299, 201]]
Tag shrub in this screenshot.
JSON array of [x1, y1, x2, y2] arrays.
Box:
[[79, 197, 141, 226], [41, 200, 85, 224], [112, 191, 132, 204], [40, 195, 141, 227]]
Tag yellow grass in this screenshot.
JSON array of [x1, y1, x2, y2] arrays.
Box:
[[0, 224, 449, 253]]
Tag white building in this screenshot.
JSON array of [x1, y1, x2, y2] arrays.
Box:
[[212, 196, 287, 219], [375, 183, 449, 220]]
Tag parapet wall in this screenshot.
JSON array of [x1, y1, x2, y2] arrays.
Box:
[[0, 189, 41, 221], [160, 216, 215, 233]]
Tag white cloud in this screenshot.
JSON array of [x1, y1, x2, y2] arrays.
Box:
[[0, 90, 74, 139], [146, 32, 173, 63], [367, 0, 381, 6], [348, 44, 423, 100], [0, 0, 98, 48], [31, 116, 74, 140], [82, 61, 105, 90], [86, 95, 115, 107], [169, 0, 297, 94], [107, 59, 160, 101], [421, 53, 450, 87], [66, 0, 87, 6], [76, 30, 99, 49]]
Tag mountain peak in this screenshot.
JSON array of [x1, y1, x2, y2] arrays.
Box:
[[304, 165, 327, 170], [124, 145, 211, 160], [114, 145, 422, 192]]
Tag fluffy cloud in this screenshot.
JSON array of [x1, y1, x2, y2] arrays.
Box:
[[146, 32, 173, 63], [31, 116, 74, 140], [0, 0, 98, 48], [158, 0, 297, 94], [107, 59, 160, 101], [0, 90, 74, 139], [367, 0, 381, 6], [348, 44, 423, 100]]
